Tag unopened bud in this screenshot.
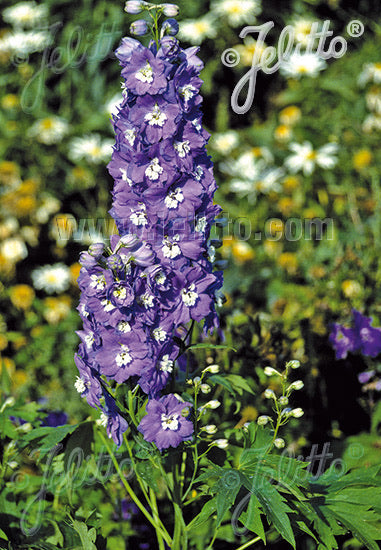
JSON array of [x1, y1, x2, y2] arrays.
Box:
[[264, 367, 281, 377], [288, 380, 304, 391], [200, 384, 211, 394], [287, 360, 300, 369], [203, 364, 219, 374], [278, 396, 289, 406], [264, 389, 276, 400], [203, 424, 217, 434], [274, 438, 285, 449], [257, 415, 270, 426], [130, 19, 149, 36], [291, 408, 304, 418], [124, 1, 146, 14], [161, 3, 179, 16], [214, 438, 228, 449], [204, 399, 221, 409]]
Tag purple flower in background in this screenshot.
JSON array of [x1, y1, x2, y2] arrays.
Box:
[[138, 394, 193, 450], [75, 7, 223, 449], [358, 370, 375, 384], [330, 309, 381, 360]]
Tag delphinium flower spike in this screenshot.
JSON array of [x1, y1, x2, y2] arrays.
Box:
[[75, 3, 223, 449]]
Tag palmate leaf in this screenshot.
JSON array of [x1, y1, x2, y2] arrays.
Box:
[[186, 498, 217, 532], [251, 477, 296, 548], [239, 493, 266, 543]]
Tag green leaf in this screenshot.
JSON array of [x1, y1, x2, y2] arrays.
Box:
[[252, 477, 295, 548], [241, 493, 266, 543], [371, 401, 381, 434], [64, 422, 94, 471], [46, 520, 64, 546], [225, 375, 254, 395], [136, 460, 159, 492], [71, 520, 97, 550], [215, 469, 243, 526], [20, 424, 79, 460], [187, 498, 217, 531]]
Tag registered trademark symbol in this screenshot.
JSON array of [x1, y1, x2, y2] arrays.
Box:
[[347, 20, 364, 38]]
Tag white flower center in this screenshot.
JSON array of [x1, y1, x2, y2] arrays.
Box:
[[155, 271, 166, 285], [161, 413, 179, 431], [145, 104, 167, 127], [179, 84, 196, 101], [145, 157, 163, 180], [162, 236, 181, 259], [90, 274, 106, 290], [84, 332, 95, 349], [74, 376, 87, 394], [160, 355, 173, 373], [113, 285, 127, 300], [174, 140, 190, 158], [125, 129, 136, 146], [153, 328, 167, 342], [192, 118, 202, 131], [165, 188, 184, 209], [117, 320, 131, 333], [130, 206, 148, 226], [193, 165, 204, 181], [135, 61, 154, 83], [116, 344, 132, 366], [101, 299, 115, 312], [99, 412, 108, 427], [120, 168, 132, 185], [182, 283, 198, 306], [195, 217, 207, 232], [140, 292, 154, 308]]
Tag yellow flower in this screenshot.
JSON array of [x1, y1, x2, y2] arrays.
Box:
[[231, 241, 255, 263], [282, 175, 300, 193], [277, 197, 295, 216], [70, 262, 81, 285], [278, 252, 298, 274], [274, 124, 292, 141], [43, 296, 71, 324], [235, 38, 266, 67], [279, 105, 301, 126], [9, 285, 35, 310], [342, 280, 362, 298], [1, 94, 19, 109], [13, 370, 27, 388], [263, 240, 283, 258], [51, 213, 77, 244], [234, 405, 258, 428], [353, 149, 372, 171], [0, 161, 20, 186], [309, 265, 326, 279], [0, 356, 15, 377]]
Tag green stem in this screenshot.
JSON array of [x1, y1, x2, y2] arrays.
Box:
[[98, 428, 172, 546], [235, 536, 261, 550], [150, 488, 165, 550], [182, 444, 198, 502]]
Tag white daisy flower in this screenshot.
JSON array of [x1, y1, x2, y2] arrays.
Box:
[[34, 195, 61, 224], [362, 113, 381, 133], [280, 52, 326, 79], [69, 134, 114, 164], [28, 116, 69, 145], [3, 1, 47, 29], [0, 237, 28, 263], [285, 141, 338, 176], [358, 62, 381, 86], [211, 131, 239, 154], [179, 15, 217, 45], [290, 19, 314, 46], [31, 263, 71, 294], [211, 0, 261, 26], [2, 30, 52, 55]]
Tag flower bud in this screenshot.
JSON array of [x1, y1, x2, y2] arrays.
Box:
[[287, 360, 300, 369], [288, 380, 304, 391], [274, 438, 285, 449], [161, 18, 179, 36], [278, 396, 289, 406], [124, 1, 145, 14], [214, 438, 228, 449], [264, 366, 281, 377], [291, 408, 304, 418], [130, 19, 149, 36], [203, 424, 217, 434], [200, 383, 211, 394], [88, 242, 105, 258], [161, 3, 179, 16], [79, 251, 98, 268], [203, 364, 219, 374], [264, 389, 276, 400], [257, 415, 270, 426], [204, 399, 221, 409]]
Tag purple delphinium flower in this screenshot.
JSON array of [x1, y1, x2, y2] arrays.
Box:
[[330, 309, 381, 360], [75, 9, 222, 450], [358, 370, 375, 384], [137, 394, 193, 450]]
